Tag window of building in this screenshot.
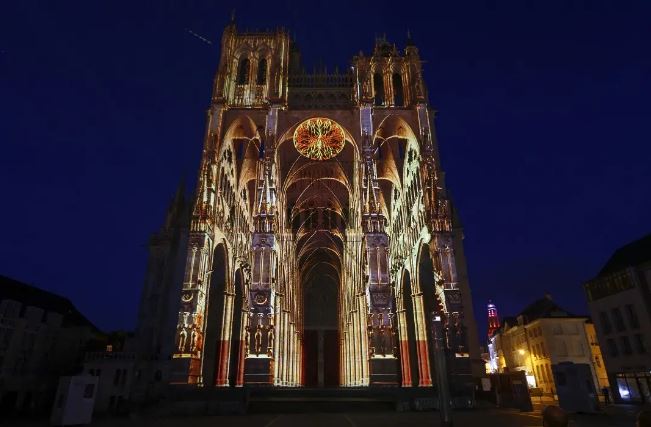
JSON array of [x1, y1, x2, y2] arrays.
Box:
[[536, 365, 543, 383], [544, 364, 552, 383], [373, 72, 384, 106], [634, 334, 646, 354], [611, 307, 625, 332], [599, 311, 612, 334], [256, 58, 267, 85], [625, 304, 640, 329], [620, 336, 632, 355], [113, 369, 121, 385], [557, 340, 568, 356], [392, 73, 404, 107], [607, 338, 618, 357], [236, 57, 250, 85]]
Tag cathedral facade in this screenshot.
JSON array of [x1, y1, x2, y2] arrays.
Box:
[[147, 23, 480, 391]]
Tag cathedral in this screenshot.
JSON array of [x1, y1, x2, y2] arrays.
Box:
[[136, 22, 480, 398]]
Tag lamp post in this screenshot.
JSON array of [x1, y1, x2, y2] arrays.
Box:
[[432, 313, 453, 427]]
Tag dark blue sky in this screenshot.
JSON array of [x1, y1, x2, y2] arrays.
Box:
[[1, 1, 650, 340]]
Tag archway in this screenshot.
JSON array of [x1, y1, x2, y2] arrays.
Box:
[[229, 269, 245, 386], [202, 243, 227, 386], [302, 260, 340, 387], [401, 269, 419, 387], [419, 243, 437, 382]]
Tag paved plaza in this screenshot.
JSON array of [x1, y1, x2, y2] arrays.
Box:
[[7, 402, 645, 427]]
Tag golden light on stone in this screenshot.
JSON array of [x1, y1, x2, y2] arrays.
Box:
[[293, 117, 346, 161]]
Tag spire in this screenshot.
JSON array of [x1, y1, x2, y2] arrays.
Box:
[[230, 9, 236, 23], [163, 177, 187, 230], [173, 175, 186, 205], [406, 29, 415, 47]]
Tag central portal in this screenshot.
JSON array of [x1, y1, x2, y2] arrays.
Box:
[[302, 256, 340, 387]]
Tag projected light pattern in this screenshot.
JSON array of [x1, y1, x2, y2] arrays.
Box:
[[293, 118, 345, 160]]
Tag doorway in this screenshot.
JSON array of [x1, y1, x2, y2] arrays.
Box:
[[303, 264, 339, 387]]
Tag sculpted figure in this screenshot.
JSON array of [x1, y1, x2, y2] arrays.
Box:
[[254, 323, 263, 355], [267, 326, 274, 356], [178, 329, 187, 352], [244, 326, 251, 356], [190, 328, 198, 352]]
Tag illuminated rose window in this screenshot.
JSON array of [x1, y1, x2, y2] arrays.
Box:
[[293, 118, 346, 161]]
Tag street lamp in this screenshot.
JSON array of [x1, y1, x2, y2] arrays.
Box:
[[432, 313, 453, 427]]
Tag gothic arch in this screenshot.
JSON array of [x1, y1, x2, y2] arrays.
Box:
[[221, 116, 261, 194], [228, 268, 246, 386], [400, 269, 419, 386], [202, 242, 228, 386]]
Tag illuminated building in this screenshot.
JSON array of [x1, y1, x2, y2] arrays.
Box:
[[487, 300, 500, 339], [486, 301, 501, 374], [584, 234, 651, 403], [488, 294, 603, 395], [136, 22, 482, 395]]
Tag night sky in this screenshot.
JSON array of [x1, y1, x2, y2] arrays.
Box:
[[1, 1, 650, 341]]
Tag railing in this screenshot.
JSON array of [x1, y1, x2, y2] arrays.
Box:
[[232, 84, 267, 107]]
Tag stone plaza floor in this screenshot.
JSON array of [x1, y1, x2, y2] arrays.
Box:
[[6, 403, 645, 427]]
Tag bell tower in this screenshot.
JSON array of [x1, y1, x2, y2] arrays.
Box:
[[212, 22, 290, 107], [487, 300, 500, 338]]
